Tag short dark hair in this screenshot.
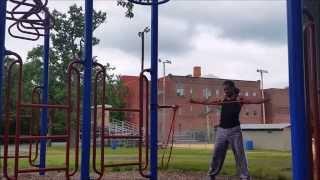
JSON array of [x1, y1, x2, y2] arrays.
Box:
[[223, 80, 235, 87]]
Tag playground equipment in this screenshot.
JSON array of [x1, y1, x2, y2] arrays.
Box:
[[303, 9, 320, 179], [91, 67, 150, 179], [159, 105, 178, 169], [1, 50, 84, 179]]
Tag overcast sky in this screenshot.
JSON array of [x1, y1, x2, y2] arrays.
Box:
[[5, 0, 288, 88]]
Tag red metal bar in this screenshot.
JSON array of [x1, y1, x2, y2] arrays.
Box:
[[19, 135, 68, 140], [29, 86, 41, 167], [67, 62, 82, 177], [65, 67, 71, 180], [104, 162, 140, 167], [104, 135, 141, 139], [0, 155, 29, 158], [139, 70, 150, 178], [18, 167, 67, 173], [13, 53, 23, 179], [20, 103, 69, 109], [105, 108, 140, 112], [92, 62, 106, 180], [160, 105, 178, 169], [2, 51, 21, 179], [304, 19, 320, 180]]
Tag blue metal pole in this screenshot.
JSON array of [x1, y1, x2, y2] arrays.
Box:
[[150, 1, 159, 180], [287, 0, 312, 180], [39, 12, 50, 175], [81, 0, 93, 178], [0, 0, 7, 134]]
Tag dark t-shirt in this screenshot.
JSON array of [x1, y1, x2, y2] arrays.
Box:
[[219, 98, 242, 128]]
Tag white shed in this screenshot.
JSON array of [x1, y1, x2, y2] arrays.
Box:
[[240, 123, 291, 151]]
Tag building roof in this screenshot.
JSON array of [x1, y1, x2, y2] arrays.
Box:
[[240, 123, 291, 130], [167, 74, 259, 83]]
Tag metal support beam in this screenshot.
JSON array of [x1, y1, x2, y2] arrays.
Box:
[[287, 0, 312, 179], [81, 0, 93, 179]]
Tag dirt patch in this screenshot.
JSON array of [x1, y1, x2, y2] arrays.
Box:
[[15, 171, 248, 180]]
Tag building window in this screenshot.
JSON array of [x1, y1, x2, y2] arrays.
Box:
[[216, 111, 220, 117], [252, 92, 257, 96], [245, 112, 249, 116], [205, 106, 210, 113], [190, 88, 193, 95], [253, 111, 257, 116], [278, 107, 289, 114], [176, 83, 184, 96], [190, 105, 193, 112], [215, 89, 220, 96], [203, 88, 212, 99], [245, 92, 249, 96]]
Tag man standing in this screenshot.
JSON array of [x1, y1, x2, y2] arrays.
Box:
[[190, 80, 268, 180]]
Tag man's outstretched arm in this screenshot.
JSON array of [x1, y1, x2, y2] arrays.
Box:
[[190, 98, 223, 105], [240, 97, 270, 104]]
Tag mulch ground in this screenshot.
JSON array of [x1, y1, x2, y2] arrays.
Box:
[[9, 171, 254, 180]]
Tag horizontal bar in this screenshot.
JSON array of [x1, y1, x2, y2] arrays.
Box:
[[19, 135, 68, 140], [104, 135, 141, 139], [20, 103, 69, 109], [0, 155, 29, 158], [0, 135, 40, 138], [18, 167, 67, 173], [158, 105, 175, 109], [104, 162, 140, 167], [105, 108, 140, 112]]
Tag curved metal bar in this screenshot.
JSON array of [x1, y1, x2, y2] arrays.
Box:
[[67, 66, 81, 177], [128, 0, 169, 6], [6, 0, 52, 40], [142, 74, 149, 171], [8, 21, 40, 41], [66, 60, 83, 178], [92, 62, 106, 180], [2, 54, 23, 180], [28, 86, 42, 167], [138, 69, 151, 178]]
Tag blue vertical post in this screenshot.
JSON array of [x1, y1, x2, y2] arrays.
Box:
[[150, 1, 159, 180], [39, 12, 50, 175], [81, 0, 93, 179], [287, 0, 312, 180], [0, 0, 7, 130]]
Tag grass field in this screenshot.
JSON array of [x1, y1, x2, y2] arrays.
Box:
[[1, 146, 292, 180]]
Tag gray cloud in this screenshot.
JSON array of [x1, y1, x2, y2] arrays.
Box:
[[94, 3, 195, 57], [160, 1, 287, 45]]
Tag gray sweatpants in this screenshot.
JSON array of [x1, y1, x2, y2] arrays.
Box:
[[208, 126, 250, 180]]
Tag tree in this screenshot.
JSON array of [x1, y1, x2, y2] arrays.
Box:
[[24, 3, 131, 147]]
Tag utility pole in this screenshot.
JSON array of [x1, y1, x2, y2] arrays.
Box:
[[138, 26, 150, 71], [158, 59, 171, 142], [257, 69, 268, 124]]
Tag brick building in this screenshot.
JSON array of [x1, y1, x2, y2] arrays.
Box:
[[120, 67, 285, 141], [120, 76, 141, 125], [157, 67, 263, 141], [264, 88, 290, 123]]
